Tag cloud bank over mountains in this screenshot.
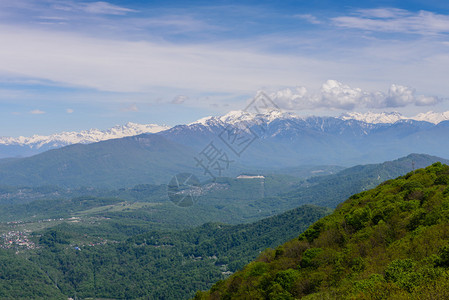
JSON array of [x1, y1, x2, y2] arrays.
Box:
[[270, 80, 441, 110]]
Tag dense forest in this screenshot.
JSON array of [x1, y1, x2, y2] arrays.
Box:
[[0, 205, 328, 299], [196, 163, 449, 299]]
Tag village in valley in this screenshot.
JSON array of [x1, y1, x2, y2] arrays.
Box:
[[0, 230, 35, 250]]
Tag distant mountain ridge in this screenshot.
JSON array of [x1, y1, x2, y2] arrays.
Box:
[[0, 134, 200, 188], [2, 110, 449, 159], [160, 110, 449, 166], [0, 122, 169, 148], [2, 109, 449, 170], [0, 122, 169, 158], [340, 111, 449, 124], [339, 111, 406, 124], [194, 110, 449, 126]]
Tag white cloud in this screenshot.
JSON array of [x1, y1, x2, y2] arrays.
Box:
[[0, 25, 337, 95], [356, 8, 409, 19], [295, 14, 321, 24], [37, 16, 68, 21], [172, 95, 188, 104], [30, 109, 45, 114], [320, 80, 367, 110], [385, 84, 415, 107], [82, 1, 138, 15], [270, 80, 441, 111], [332, 8, 449, 35], [50, 1, 137, 15], [132, 15, 219, 33], [0, 5, 448, 110], [121, 104, 139, 112], [382, 85, 439, 107]]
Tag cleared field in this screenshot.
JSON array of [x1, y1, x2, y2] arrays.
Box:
[[73, 201, 161, 216]]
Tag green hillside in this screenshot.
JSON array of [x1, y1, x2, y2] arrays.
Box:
[[282, 153, 449, 208], [0, 251, 65, 299], [0, 134, 200, 188], [196, 162, 449, 299]]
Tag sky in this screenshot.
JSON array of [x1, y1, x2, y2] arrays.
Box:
[[1, 0, 449, 136]]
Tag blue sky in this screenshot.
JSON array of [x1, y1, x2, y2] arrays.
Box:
[[1, 0, 449, 136]]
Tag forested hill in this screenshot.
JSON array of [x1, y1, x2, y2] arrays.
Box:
[[195, 163, 449, 299], [0, 205, 329, 299], [282, 153, 449, 208]]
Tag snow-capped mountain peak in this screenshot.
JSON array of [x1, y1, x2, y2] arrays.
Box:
[[219, 110, 253, 124], [339, 111, 406, 124], [189, 110, 255, 126], [189, 109, 302, 127], [188, 116, 216, 126], [413, 111, 449, 124], [339, 111, 449, 124], [0, 122, 170, 149]]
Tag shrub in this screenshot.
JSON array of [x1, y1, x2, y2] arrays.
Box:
[[344, 208, 371, 231], [300, 248, 323, 268], [385, 259, 422, 292]]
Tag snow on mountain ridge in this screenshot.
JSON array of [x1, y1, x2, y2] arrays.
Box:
[[340, 111, 449, 124], [413, 111, 449, 124], [339, 112, 407, 124], [0, 122, 170, 148], [189, 109, 449, 130], [3, 109, 449, 149], [189, 110, 303, 127]]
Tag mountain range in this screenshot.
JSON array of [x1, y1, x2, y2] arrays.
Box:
[[159, 110, 449, 167], [339, 110, 449, 124], [1, 110, 449, 187], [1, 110, 449, 159], [0, 122, 169, 158]]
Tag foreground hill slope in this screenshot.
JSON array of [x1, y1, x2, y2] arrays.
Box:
[[196, 163, 449, 299]]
